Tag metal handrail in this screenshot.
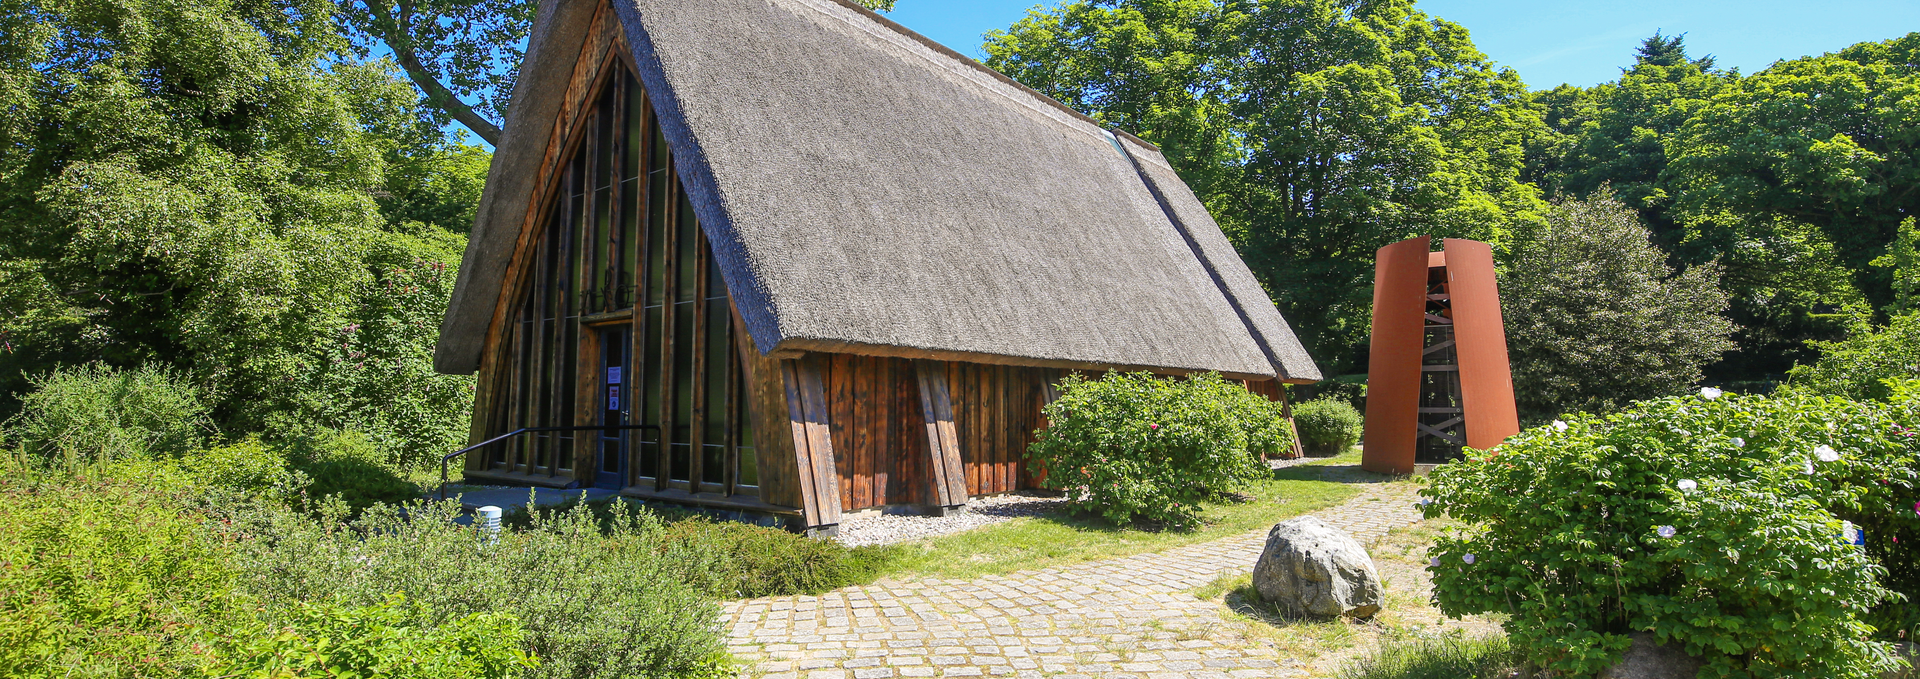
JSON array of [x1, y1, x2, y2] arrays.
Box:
[[439, 424, 661, 501]]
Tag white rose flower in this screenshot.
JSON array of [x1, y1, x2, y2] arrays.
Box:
[[1429, 557, 1441, 568], [1463, 553, 1476, 565], [1815, 445, 1840, 462], [1700, 387, 1723, 400], [1730, 437, 1745, 448], [1657, 526, 1677, 538], [1553, 420, 1569, 432], [1677, 479, 1697, 492]]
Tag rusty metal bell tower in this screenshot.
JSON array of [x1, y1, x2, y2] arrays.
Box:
[[1362, 237, 1520, 475]]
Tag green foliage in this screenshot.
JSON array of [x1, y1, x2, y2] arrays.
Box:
[[222, 498, 732, 679], [335, 0, 534, 143], [0, 0, 476, 465], [1792, 308, 1920, 401], [661, 517, 898, 598], [984, 0, 1548, 376], [1532, 32, 1920, 380], [0, 464, 240, 678], [1500, 193, 1735, 422], [1028, 372, 1290, 530], [281, 230, 477, 469], [379, 143, 493, 234], [3, 363, 212, 467], [1337, 631, 1520, 679], [1292, 398, 1363, 457], [176, 437, 307, 501], [197, 596, 535, 679], [284, 429, 423, 513], [1422, 390, 1919, 677]]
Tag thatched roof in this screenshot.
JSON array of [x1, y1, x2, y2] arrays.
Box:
[[435, 0, 1322, 382]]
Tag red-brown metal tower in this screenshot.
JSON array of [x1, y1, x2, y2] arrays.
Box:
[[1362, 237, 1520, 475]]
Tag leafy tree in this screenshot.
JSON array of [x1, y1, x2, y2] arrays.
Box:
[[1500, 193, 1734, 422], [1635, 30, 1715, 70], [379, 141, 492, 233], [1668, 35, 1920, 311], [335, 0, 901, 144], [0, 0, 474, 462], [1791, 218, 1920, 400], [335, 0, 534, 144], [1532, 32, 1734, 237], [1526, 33, 1920, 386], [984, 0, 1547, 376]]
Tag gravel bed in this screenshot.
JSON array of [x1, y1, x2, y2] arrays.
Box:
[[834, 491, 1068, 547], [833, 457, 1330, 547], [1270, 455, 1328, 470]]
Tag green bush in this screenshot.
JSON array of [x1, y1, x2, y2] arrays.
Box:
[[1293, 397, 1363, 456], [662, 517, 896, 597], [1422, 389, 1917, 677], [0, 463, 241, 678], [1500, 193, 1735, 423], [196, 595, 535, 679], [4, 363, 212, 467], [1028, 371, 1290, 530], [284, 429, 422, 512], [175, 437, 307, 501], [1791, 306, 1920, 401], [222, 498, 731, 679]]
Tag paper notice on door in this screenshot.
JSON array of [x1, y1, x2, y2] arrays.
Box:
[[607, 366, 622, 384], [608, 385, 621, 411]]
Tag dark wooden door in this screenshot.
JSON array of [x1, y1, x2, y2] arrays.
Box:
[[596, 326, 632, 489]]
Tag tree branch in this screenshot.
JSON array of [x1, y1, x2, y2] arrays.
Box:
[[367, 0, 504, 145]]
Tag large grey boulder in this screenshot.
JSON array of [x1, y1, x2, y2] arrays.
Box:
[[1597, 634, 1701, 679], [1251, 516, 1382, 619]]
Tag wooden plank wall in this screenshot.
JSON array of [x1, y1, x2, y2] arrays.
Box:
[[945, 362, 1047, 498], [820, 355, 931, 509], [815, 356, 1050, 511]]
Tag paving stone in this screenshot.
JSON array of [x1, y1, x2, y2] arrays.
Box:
[[728, 481, 1424, 679]]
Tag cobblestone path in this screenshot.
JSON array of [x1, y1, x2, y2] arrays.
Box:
[[724, 478, 1426, 679]]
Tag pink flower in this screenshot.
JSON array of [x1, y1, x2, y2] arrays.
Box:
[[1149, 424, 1160, 430]]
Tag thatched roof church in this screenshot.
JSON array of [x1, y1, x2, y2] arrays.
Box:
[[434, 0, 1320, 533]]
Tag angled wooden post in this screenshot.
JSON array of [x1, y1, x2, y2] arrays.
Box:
[[782, 355, 842, 533], [914, 359, 969, 512]]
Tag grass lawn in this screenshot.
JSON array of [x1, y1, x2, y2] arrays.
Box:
[[874, 447, 1400, 580], [1184, 511, 1511, 677]]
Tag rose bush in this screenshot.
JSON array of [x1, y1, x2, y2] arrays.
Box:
[[1422, 386, 1920, 677], [1027, 372, 1290, 529]]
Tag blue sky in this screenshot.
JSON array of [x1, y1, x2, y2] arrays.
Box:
[[886, 0, 1920, 89]]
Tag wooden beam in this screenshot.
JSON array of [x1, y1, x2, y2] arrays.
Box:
[[782, 355, 842, 529], [733, 304, 800, 511], [914, 359, 968, 509], [574, 328, 602, 477]]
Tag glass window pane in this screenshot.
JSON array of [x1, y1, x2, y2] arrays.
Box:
[[639, 304, 664, 480], [646, 172, 669, 307], [670, 301, 695, 481], [704, 297, 729, 444], [676, 195, 698, 303]]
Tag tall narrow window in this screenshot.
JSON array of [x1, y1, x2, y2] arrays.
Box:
[[483, 59, 759, 500]]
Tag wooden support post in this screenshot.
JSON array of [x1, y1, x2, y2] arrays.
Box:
[[783, 355, 842, 532], [1276, 386, 1306, 460], [914, 359, 968, 513]]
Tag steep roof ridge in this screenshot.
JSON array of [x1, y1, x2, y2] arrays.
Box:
[[1108, 134, 1291, 379], [1114, 135, 1323, 382], [800, 0, 1161, 153]]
